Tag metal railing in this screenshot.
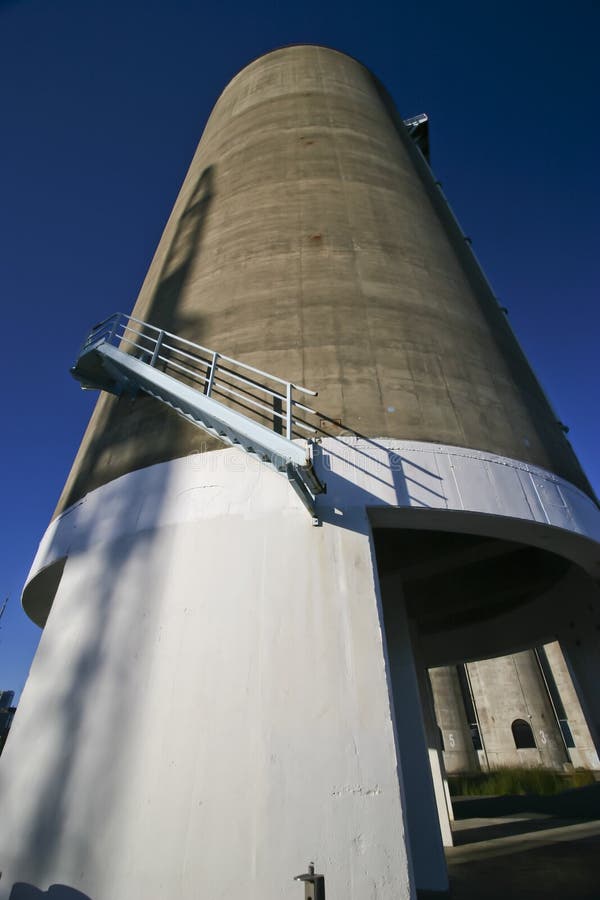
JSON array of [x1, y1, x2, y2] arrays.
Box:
[[79, 313, 320, 441]]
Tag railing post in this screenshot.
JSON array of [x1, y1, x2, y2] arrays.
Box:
[[150, 330, 165, 367], [286, 382, 293, 439], [107, 314, 120, 345], [206, 351, 219, 396]]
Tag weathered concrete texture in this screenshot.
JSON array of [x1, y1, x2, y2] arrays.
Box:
[[16, 42, 600, 899], [56, 45, 593, 516], [559, 601, 600, 762], [544, 642, 599, 769], [429, 665, 480, 775], [379, 574, 450, 887], [466, 651, 569, 770], [12, 430, 600, 895], [1, 451, 414, 900], [431, 643, 600, 775]]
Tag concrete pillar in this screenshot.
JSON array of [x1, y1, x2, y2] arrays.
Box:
[[379, 573, 449, 895], [543, 641, 600, 770], [559, 637, 600, 767], [411, 626, 455, 839], [429, 665, 481, 775]]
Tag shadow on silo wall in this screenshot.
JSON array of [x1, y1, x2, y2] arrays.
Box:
[[1, 463, 176, 893], [143, 164, 214, 337], [54, 166, 216, 516]]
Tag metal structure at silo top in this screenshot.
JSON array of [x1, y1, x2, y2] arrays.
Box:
[[2, 45, 599, 900]]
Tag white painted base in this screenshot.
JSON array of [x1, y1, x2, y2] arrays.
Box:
[[1, 449, 415, 900], [3, 438, 600, 899]]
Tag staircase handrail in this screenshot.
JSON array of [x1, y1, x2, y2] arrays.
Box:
[[78, 312, 320, 441]]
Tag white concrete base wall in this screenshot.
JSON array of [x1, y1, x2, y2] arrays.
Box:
[[3, 437, 600, 899], [0, 450, 414, 900]]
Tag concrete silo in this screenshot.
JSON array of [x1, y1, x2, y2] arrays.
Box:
[[430, 643, 600, 776], [1, 45, 599, 900]]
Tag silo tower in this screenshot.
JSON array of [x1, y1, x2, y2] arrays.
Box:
[[1, 45, 599, 900]]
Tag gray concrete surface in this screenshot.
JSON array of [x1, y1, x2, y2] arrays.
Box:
[[56, 44, 593, 516], [431, 643, 599, 776]]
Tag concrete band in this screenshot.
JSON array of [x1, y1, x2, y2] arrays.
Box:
[[24, 439, 600, 628]]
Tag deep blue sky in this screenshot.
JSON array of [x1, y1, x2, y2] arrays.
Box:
[[1, 0, 599, 700]]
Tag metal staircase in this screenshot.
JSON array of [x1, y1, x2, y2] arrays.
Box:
[[71, 313, 325, 515]]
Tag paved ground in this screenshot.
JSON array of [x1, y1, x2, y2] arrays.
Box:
[[445, 790, 600, 899]]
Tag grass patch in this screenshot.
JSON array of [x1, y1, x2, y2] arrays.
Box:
[[448, 766, 596, 797]]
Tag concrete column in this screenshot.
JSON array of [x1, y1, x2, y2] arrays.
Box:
[[556, 582, 600, 767], [429, 665, 481, 776], [543, 642, 600, 770], [410, 625, 455, 839], [379, 573, 449, 895], [559, 636, 600, 766], [422, 693, 455, 832]]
